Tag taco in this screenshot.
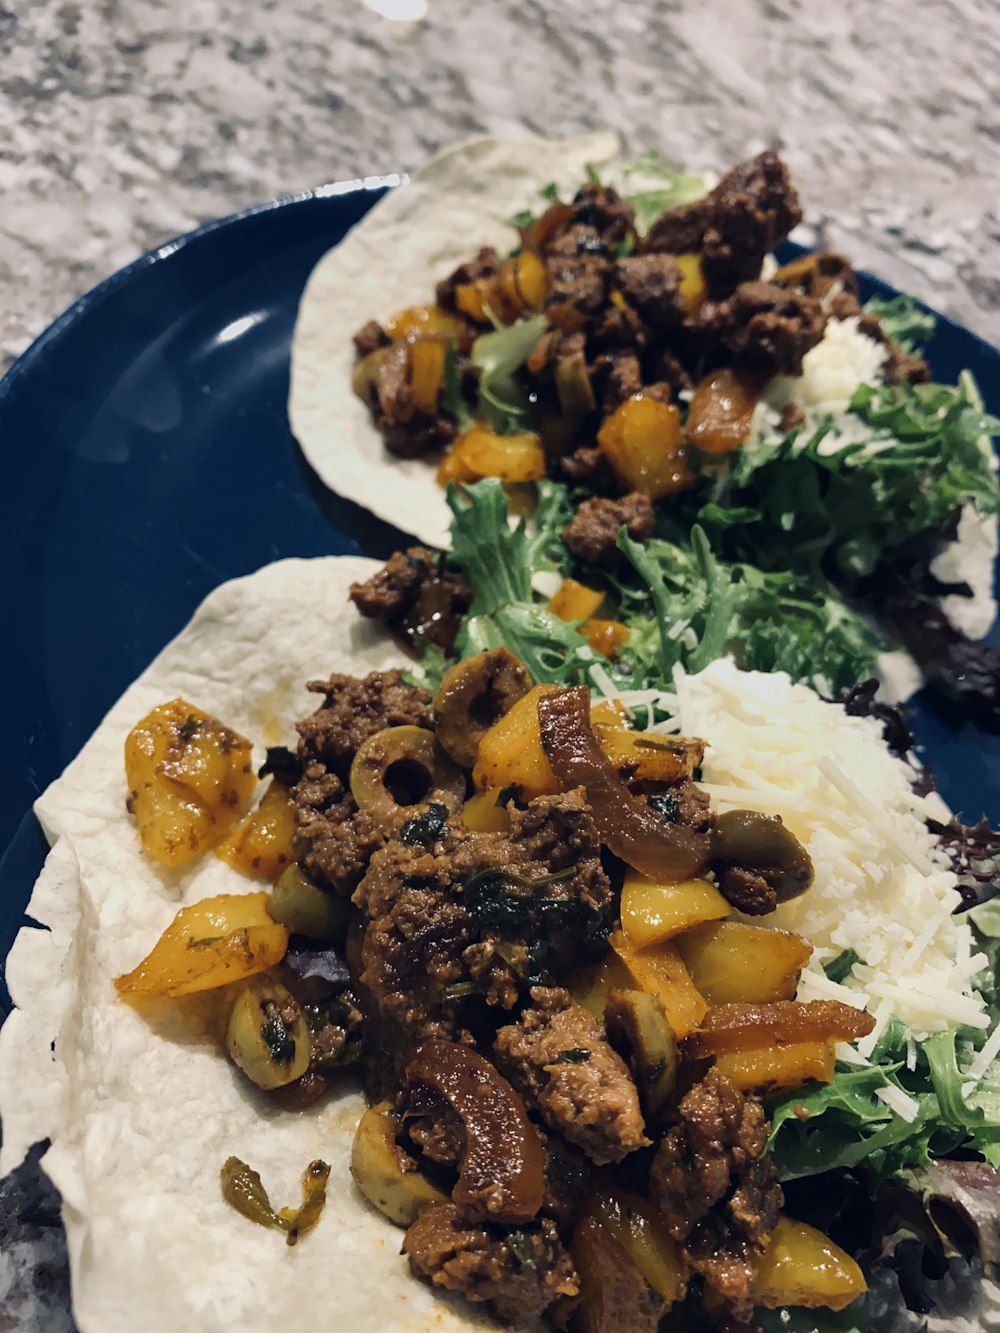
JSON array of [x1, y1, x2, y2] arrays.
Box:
[[289, 137, 1000, 716], [3, 550, 1000, 1331], [290, 132, 621, 548]]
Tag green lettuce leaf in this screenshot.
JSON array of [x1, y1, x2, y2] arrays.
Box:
[[864, 293, 936, 354], [688, 375, 1000, 585], [447, 478, 610, 684], [620, 150, 709, 234], [614, 525, 884, 695]]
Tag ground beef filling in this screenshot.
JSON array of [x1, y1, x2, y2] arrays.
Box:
[[355, 791, 613, 1044], [403, 1203, 581, 1326], [354, 150, 931, 492], [349, 547, 472, 653], [291, 669, 434, 893], [494, 986, 649, 1165], [650, 1068, 782, 1301], [562, 492, 656, 567], [296, 669, 433, 779]]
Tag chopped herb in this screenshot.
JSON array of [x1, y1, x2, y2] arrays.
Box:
[[444, 981, 480, 1001], [557, 1048, 592, 1064], [539, 181, 560, 204], [178, 715, 200, 742], [506, 1229, 537, 1273], [615, 232, 636, 258], [400, 803, 450, 847], [260, 1002, 296, 1065], [584, 163, 602, 186], [823, 948, 863, 984], [647, 1059, 668, 1085], [257, 744, 302, 785], [506, 207, 536, 230], [462, 865, 611, 968], [646, 792, 680, 822]]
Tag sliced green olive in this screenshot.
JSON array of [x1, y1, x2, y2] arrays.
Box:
[[350, 1100, 448, 1228], [349, 725, 465, 824], [434, 649, 531, 768], [555, 350, 597, 425], [351, 344, 396, 402], [604, 988, 678, 1119], [227, 975, 311, 1090], [269, 865, 351, 940], [711, 810, 814, 904]]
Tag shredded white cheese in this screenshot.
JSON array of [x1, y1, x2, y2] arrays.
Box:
[[661, 659, 988, 1040], [875, 1083, 921, 1123]]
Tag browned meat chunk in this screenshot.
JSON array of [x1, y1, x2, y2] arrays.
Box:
[[403, 1203, 580, 1326], [359, 878, 479, 1043], [296, 669, 432, 780], [436, 245, 502, 314], [408, 1103, 465, 1166], [355, 792, 613, 1044], [718, 865, 776, 916], [494, 986, 649, 1165], [546, 236, 611, 317], [292, 766, 384, 895], [349, 547, 472, 653], [558, 444, 617, 490], [360, 341, 457, 460], [650, 1068, 782, 1300], [708, 280, 826, 376], [592, 298, 649, 350], [882, 341, 931, 384], [379, 415, 457, 460], [595, 348, 644, 411], [568, 182, 636, 250], [562, 493, 655, 567], [643, 151, 802, 295], [349, 546, 437, 620], [353, 318, 390, 357], [783, 256, 930, 384], [612, 254, 686, 330]]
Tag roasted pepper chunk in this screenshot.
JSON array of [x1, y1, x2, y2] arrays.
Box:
[[125, 698, 256, 867]]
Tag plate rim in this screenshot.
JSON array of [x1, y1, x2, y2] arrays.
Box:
[[0, 173, 407, 402]]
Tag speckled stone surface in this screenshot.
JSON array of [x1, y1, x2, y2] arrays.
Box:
[[2, 0, 1000, 1325], [3, 0, 1000, 378]]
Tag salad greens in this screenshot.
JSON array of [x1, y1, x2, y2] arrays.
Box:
[[864, 293, 937, 355], [768, 902, 1000, 1188], [619, 150, 709, 234], [442, 478, 885, 697], [680, 375, 1000, 586]]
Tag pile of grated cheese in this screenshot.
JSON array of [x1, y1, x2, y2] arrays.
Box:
[[618, 659, 990, 1048]]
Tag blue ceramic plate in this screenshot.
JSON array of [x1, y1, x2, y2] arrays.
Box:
[[1, 184, 999, 1012]]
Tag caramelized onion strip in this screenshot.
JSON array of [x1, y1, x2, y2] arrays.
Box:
[[537, 686, 710, 883]]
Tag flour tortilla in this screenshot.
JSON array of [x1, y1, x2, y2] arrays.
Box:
[[0, 556, 493, 1333], [289, 132, 619, 547]]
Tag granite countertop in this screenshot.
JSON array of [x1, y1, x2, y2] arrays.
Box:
[[3, 0, 1000, 377], [3, 0, 1000, 1326]]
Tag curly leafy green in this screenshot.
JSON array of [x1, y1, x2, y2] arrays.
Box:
[[687, 375, 1000, 584], [615, 526, 885, 695], [864, 293, 936, 354], [768, 1008, 1000, 1187], [446, 479, 608, 684]]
